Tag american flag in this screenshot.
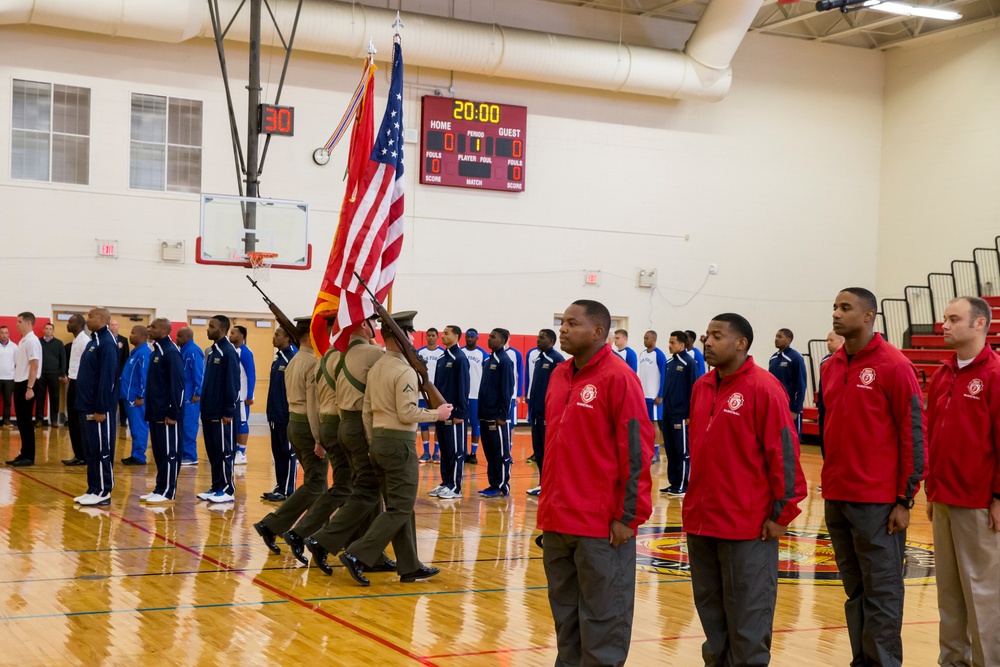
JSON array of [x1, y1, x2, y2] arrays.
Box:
[[328, 41, 405, 352]]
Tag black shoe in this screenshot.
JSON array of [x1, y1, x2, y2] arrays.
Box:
[[121, 457, 146, 466], [62, 458, 87, 466], [304, 538, 333, 575], [465, 454, 478, 465], [535, 534, 545, 549], [526, 455, 535, 464], [660, 487, 672, 493], [399, 565, 440, 583], [261, 491, 287, 502], [253, 521, 280, 555], [339, 551, 370, 586], [283, 531, 308, 565], [364, 558, 397, 573], [5, 456, 24, 465], [10, 458, 34, 467]]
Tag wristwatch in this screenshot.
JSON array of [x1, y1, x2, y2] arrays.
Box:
[[896, 496, 915, 510]]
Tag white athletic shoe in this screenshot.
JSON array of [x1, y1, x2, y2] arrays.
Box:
[[79, 493, 110, 506], [145, 493, 170, 504], [139, 493, 151, 501], [208, 491, 235, 504], [234, 451, 248, 465], [196, 489, 215, 501], [74, 493, 94, 504], [427, 485, 445, 497], [436, 487, 461, 499], [526, 486, 541, 497]]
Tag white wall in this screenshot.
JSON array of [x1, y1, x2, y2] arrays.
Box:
[[0, 18, 885, 358], [877, 25, 1000, 300]]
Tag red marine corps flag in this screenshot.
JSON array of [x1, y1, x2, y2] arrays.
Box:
[[329, 38, 403, 352], [326, 39, 406, 352]]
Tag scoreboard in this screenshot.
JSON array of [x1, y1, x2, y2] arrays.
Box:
[[419, 96, 526, 192]]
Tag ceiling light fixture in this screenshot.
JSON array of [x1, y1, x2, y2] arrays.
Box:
[[816, 0, 962, 20]]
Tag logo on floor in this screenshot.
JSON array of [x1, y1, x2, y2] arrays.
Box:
[[635, 527, 934, 585]]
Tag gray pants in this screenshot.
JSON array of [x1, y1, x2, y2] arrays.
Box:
[[825, 500, 905, 667], [290, 418, 353, 538], [347, 433, 421, 574], [542, 531, 636, 667], [687, 533, 779, 666], [259, 420, 326, 535], [309, 416, 383, 554]]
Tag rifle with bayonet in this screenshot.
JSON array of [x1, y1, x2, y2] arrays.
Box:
[[353, 272, 445, 409], [246, 275, 300, 347]]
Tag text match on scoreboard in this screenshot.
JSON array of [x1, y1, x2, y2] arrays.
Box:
[[419, 96, 526, 193]]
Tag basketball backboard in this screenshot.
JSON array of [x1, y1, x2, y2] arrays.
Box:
[[197, 194, 312, 270]]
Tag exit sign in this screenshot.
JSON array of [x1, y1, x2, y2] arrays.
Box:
[[97, 239, 119, 258]]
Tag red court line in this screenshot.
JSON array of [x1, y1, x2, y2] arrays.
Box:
[[13, 470, 439, 667]]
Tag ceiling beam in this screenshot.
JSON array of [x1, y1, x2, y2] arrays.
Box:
[[754, 5, 821, 30], [640, 0, 703, 16]]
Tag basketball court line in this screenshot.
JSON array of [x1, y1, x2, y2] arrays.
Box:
[[8, 469, 441, 667]]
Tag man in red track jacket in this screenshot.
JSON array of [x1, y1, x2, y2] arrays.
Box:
[[820, 287, 926, 667], [683, 313, 807, 666], [537, 299, 653, 667], [925, 296, 1000, 667]]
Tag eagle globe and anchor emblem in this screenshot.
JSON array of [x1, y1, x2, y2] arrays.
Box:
[[635, 527, 935, 584]]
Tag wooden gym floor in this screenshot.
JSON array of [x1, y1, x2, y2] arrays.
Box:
[[0, 423, 941, 666]]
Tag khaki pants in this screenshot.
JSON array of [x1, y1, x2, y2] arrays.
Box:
[[932, 503, 1000, 667]]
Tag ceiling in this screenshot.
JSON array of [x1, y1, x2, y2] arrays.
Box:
[[536, 0, 1000, 48]]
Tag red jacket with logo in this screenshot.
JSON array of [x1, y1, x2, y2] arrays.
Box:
[[537, 344, 654, 539], [926, 345, 1000, 508], [820, 334, 926, 503], [682, 357, 807, 540]]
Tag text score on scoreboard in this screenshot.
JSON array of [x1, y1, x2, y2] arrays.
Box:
[[420, 96, 526, 192]]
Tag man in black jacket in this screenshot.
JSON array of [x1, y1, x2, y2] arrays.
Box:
[[142, 319, 184, 503], [35, 322, 66, 427]]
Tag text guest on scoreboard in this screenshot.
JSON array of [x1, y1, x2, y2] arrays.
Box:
[[420, 97, 527, 192]]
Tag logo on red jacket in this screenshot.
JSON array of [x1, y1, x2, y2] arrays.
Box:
[[727, 393, 744, 411], [580, 384, 598, 404], [968, 378, 984, 395], [859, 368, 876, 386]]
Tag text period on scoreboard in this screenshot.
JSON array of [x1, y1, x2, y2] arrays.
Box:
[[420, 97, 526, 192]]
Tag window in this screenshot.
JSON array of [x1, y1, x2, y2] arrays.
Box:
[[11, 79, 90, 184], [130, 94, 202, 193]]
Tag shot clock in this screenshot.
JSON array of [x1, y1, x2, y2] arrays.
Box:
[[258, 104, 294, 136], [420, 96, 526, 192]]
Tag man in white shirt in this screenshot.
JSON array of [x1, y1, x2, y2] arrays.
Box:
[[0, 326, 17, 427], [62, 314, 90, 466], [6, 312, 42, 466], [417, 328, 445, 463]]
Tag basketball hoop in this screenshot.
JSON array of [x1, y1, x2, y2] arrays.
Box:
[[246, 251, 279, 282]]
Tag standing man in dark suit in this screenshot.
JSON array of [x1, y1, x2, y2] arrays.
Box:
[[141, 319, 184, 503], [264, 326, 297, 501], [110, 319, 130, 435], [428, 325, 469, 500], [478, 328, 515, 498], [73, 307, 120, 505], [35, 322, 66, 427], [526, 328, 564, 497], [196, 315, 241, 505]]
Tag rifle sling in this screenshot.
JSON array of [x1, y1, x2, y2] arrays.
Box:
[[336, 339, 368, 394]]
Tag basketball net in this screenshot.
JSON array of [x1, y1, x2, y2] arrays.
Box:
[[247, 252, 278, 282]]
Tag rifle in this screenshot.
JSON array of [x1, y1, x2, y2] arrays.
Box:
[[246, 275, 300, 347], [353, 272, 446, 409]]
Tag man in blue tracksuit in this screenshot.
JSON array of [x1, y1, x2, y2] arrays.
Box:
[[198, 314, 241, 504], [768, 327, 808, 438], [659, 330, 701, 496], [478, 328, 515, 497], [230, 325, 256, 464], [264, 326, 297, 501], [177, 327, 204, 465], [684, 330, 707, 376], [526, 328, 564, 496], [143, 318, 184, 502], [74, 307, 120, 506], [430, 325, 470, 499], [613, 329, 638, 372], [120, 325, 151, 466]]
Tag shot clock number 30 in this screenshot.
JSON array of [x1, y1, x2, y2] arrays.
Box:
[[420, 96, 527, 192]]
